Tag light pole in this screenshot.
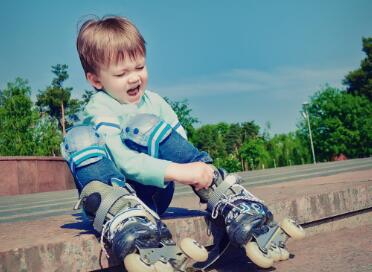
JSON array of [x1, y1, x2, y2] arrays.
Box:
[[302, 102, 316, 164]]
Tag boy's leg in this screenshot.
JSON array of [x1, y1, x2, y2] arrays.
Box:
[[63, 126, 208, 270], [74, 157, 126, 193], [62, 125, 126, 192], [75, 165, 209, 271], [126, 180, 175, 216], [63, 123, 174, 216], [78, 161, 175, 216], [124, 128, 212, 164]]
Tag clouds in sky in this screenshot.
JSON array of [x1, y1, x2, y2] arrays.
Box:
[[156, 65, 350, 101]]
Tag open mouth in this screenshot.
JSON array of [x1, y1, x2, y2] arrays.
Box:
[[127, 85, 140, 96]]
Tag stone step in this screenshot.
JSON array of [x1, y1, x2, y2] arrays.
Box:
[[1, 158, 371, 224]]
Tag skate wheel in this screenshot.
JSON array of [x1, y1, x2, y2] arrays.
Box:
[[180, 238, 208, 262], [245, 241, 274, 268], [281, 218, 306, 240], [124, 253, 156, 272], [154, 260, 174, 272], [279, 248, 290, 261], [268, 245, 281, 262]]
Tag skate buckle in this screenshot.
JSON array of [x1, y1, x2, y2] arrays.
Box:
[[138, 242, 181, 265], [253, 224, 288, 253]]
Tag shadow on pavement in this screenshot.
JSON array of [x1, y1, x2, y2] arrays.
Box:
[[204, 244, 276, 272], [161, 207, 208, 219], [60, 212, 95, 235]]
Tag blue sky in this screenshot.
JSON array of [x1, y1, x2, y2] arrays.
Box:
[[1, 0, 371, 134]]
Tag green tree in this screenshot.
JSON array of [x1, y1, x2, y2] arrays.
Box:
[[0, 78, 62, 156], [192, 121, 261, 171], [193, 122, 244, 173], [267, 132, 311, 167], [214, 154, 242, 173], [36, 64, 81, 135], [298, 86, 372, 161], [192, 124, 227, 159], [225, 123, 242, 155], [241, 121, 260, 142], [239, 137, 270, 170], [343, 37, 372, 101], [0, 78, 37, 155], [33, 116, 63, 156]]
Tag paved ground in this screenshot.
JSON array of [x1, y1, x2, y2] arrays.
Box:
[[0, 158, 371, 271], [207, 224, 372, 272], [97, 224, 372, 272]]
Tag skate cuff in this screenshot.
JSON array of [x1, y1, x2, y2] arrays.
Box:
[[93, 188, 131, 232]]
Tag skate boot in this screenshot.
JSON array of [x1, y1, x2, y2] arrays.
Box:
[[76, 180, 208, 272], [197, 169, 305, 268]]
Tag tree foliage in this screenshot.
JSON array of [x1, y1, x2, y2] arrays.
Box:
[[0, 78, 62, 156], [192, 121, 261, 172], [81, 89, 96, 106], [297, 86, 372, 161], [0, 78, 37, 155], [36, 64, 81, 135], [266, 132, 311, 167], [343, 37, 372, 101], [214, 155, 242, 173], [192, 123, 228, 159], [33, 116, 63, 156], [240, 137, 271, 170]]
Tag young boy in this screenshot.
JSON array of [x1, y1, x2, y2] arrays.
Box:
[[63, 16, 298, 271]]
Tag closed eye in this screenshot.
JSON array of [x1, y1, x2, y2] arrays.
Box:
[[136, 66, 144, 70], [114, 72, 126, 77]]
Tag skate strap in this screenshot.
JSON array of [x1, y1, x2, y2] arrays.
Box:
[[93, 188, 130, 232], [207, 175, 237, 211], [107, 208, 156, 236]]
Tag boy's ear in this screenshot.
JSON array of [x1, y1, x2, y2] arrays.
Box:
[[87, 72, 103, 89]]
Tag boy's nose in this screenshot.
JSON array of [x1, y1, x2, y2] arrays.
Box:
[[128, 73, 140, 84]]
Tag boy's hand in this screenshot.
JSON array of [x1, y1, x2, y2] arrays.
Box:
[[165, 162, 214, 190]]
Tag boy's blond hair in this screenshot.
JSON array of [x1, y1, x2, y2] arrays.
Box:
[[77, 16, 146, 75]]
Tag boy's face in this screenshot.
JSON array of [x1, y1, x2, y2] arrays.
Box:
[[87, 55, 148, 104]]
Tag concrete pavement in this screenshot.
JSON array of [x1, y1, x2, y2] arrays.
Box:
[[205, 223, 372, 272]]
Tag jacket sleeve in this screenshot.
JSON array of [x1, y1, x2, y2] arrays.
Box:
[[85, 101, 171, 188], [154, 93, 188, 140]]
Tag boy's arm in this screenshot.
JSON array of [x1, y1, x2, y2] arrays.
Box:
[[152, 92, 214, 189], [102, 125, 213, 190], [164, 162, 214, 190]]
